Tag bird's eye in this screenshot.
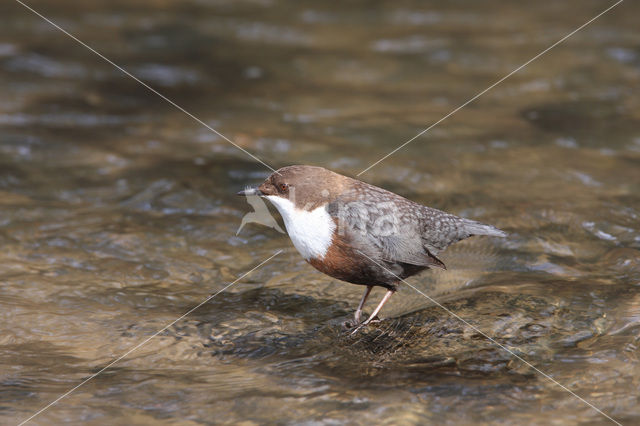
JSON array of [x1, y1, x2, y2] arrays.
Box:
[[279, 183, 288, 191]]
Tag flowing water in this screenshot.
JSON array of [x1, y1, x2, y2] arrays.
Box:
[[1, 0, 639, 424]]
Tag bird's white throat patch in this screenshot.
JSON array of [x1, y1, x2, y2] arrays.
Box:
[[265, 196, 335, 260]]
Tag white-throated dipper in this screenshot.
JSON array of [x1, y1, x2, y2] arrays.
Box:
[[238, 165, 506, 327]]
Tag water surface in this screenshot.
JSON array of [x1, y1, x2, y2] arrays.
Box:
[[1, 0, 639, 424]]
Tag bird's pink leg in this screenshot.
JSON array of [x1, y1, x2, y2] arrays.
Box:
[[360, 289, 394, 326], [354, 285, 373, 324]]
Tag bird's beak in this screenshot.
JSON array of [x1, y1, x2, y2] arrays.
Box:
[[236, 187, 264, 196]]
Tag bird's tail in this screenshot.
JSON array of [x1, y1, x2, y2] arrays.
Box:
[[460, 218, 507, 237]]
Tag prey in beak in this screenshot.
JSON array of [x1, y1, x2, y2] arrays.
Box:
[[235, 185, 284, 235]]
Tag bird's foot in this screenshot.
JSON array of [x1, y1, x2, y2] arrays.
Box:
[[350, 325, 363, 335], [347, 315, 381, 335], [344, 311, 364, 329], [366, 315, 381, 324]]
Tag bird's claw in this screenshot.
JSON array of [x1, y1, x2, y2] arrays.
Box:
[[347, 315, 381, 335]]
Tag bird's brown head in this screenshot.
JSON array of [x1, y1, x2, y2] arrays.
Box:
[[239, 165, 350, 211]]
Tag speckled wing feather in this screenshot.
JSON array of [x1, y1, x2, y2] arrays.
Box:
[[328, 180, 505, 270], [327, 182, 447, 269]]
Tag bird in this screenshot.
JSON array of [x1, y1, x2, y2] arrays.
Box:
[[237, 165, 506, 328]]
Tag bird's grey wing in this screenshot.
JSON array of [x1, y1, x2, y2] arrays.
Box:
[[327, 196, 446, 270]]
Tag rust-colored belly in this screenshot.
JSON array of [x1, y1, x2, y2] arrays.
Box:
[[307, 233, 420, 289]]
